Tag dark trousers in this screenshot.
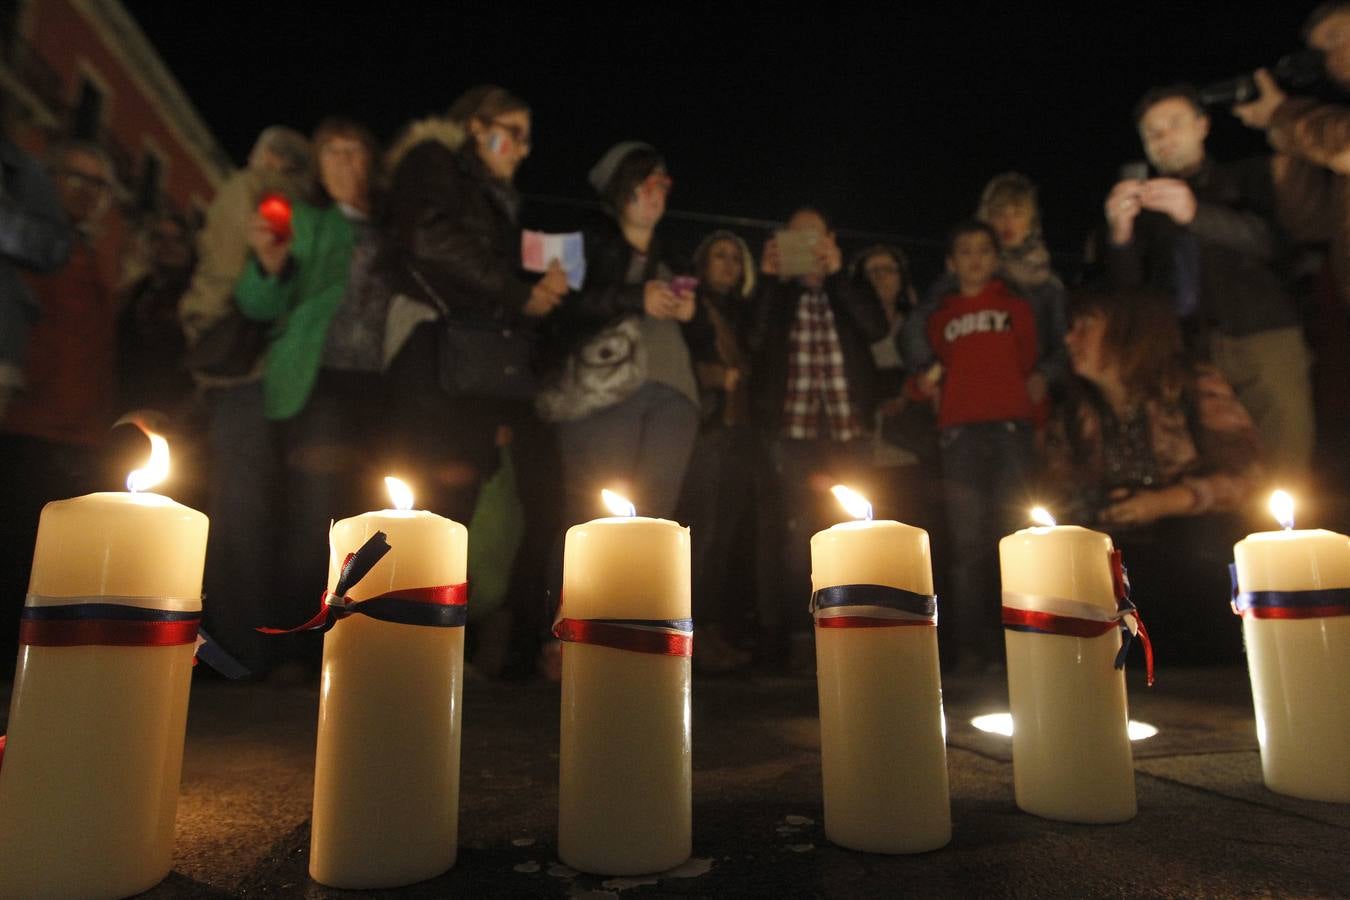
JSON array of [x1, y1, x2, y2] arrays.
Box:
[[761, 436, 872, 645], [676, 424, 757, 632], [939, 420, 1034, 665], [200, 381, 277, 674]]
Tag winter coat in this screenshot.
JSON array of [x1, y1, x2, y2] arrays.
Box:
[[375, 118, 531, 329], [1267, 96, 1350, 306], [234, 202, 357, 420]]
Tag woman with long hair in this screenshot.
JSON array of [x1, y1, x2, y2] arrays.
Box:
[[1043, 287, 1264, 662]]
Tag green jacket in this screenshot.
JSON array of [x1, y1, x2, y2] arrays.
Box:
[[236, 202, 357, 420]]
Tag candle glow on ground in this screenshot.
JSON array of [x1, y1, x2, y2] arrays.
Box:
[[970, 712, 1159, 741]]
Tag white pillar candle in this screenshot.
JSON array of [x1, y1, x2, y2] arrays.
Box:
[[557, 491, 691, 876], [1232, 491, 1350, 802], [999, 513, 1137, 823], [0, 432, 207, 899], [810, 487, 951, 854], [308, 477, 468, 889]]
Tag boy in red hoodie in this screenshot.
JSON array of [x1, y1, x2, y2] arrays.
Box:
[[918, 221, 1038, 671]]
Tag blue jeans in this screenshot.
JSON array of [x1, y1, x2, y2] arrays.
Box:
[[557, 380, 698, 524], [939, 420, 1034, 665]]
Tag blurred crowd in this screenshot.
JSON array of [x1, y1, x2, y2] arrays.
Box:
[[4, 4, 1350, 682]]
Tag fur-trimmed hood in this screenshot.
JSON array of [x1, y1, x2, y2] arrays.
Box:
[[385, 117, 467, 173]]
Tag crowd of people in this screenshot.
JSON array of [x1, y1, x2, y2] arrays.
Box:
[[4, 4, 1350, 682]]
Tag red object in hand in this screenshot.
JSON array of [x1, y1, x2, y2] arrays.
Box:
[[258, 192, 293, 242]]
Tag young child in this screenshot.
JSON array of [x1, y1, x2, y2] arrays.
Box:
[[917, 220, 1038, 672]]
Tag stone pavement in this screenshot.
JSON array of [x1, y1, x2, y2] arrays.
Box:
[[6, 665, 1349, 898]]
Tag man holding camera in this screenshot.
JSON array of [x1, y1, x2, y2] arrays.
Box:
[[1235, 3, 1350, 309], [1105, 85, 1313, 482]]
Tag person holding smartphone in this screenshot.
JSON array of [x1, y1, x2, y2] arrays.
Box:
[[749, 206, 888, 672]]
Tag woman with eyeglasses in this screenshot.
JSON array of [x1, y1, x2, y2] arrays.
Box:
[[376, 85, 566, 525], [542, 142, 699, 525]]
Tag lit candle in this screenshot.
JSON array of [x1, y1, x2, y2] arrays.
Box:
[[998, 507, 1144, 823], [556, 490, 691, 875], [0, 426, 208, 898], [1231, 491, 1350, 802], [307, 476, 469, 889], [810, 486, 950, 853]]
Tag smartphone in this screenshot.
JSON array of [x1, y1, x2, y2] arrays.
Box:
[[1118, 161, 1149, 183], [258, 192, 293, 242], [669, 275, 699, 296], [776, 229, 822, 278]]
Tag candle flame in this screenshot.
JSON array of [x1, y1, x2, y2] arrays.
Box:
[[385, 476, 414, 511], [831, 485, 873, 521], [1030, 506, 1057, 528], [1269, 490, 1295, 531], [601, 489, 637, 518], [124, 418, 170, 493]]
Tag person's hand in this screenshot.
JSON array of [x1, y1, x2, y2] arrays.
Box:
[[540, 259, 569, 295], [1233, 68, 1287, 130], [1026, 371, 1048, 406], [523, 266, 565, 317], [670, 287, 696, 322], [247, 213, 291, 275], [1098, 485, 1194, 526], [1104, 180, 1145, 245], [643, 280, 680, 319], [760, 237, 781, 277], [1139, 178, 1198, 225], [723, 366, 742, 393], [815, 232, 843, 276]]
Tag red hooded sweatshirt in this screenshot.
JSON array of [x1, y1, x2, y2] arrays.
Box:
[[926, 279, 1037, 430]]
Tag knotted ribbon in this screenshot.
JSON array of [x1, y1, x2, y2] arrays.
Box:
[[809, 583, 938, 628], [1228, 563, 1350, 620], [258, 531, 467, 635], [1002, 549, 1154, 685]]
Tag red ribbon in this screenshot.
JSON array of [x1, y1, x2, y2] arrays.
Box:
[[1002, 606, 1155, 686], [553, 618, 693, 657], [1238, 604, 1350, 620], [816, 616, 932, 629], [19, 617, 199, 647]]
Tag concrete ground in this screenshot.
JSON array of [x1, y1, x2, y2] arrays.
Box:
[[4, 664, 1349, 898]]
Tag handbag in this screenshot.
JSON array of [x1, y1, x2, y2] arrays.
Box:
[[183, 304, 268, 377], [536, 316, 646, 423], [407, 264, 536, 401]]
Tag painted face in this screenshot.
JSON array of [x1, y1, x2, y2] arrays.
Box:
[[1310, 10, 1350, 91], [54, 149, 113, 226], [1138, 97, 1209, 176], [474, 109, 531, 181], [862, 252, 902, 304], [703, 238, 743, 295], [318, 135, 371, 207], [986, 200, 1035, 249], [1064, 310, 1113, 383], [946, 231, 999, 292]]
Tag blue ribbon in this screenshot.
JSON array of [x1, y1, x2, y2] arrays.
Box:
[[809, 584, 937, 618]]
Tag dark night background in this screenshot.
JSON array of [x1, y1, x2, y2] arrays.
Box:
[[124, 1, 1318, 277]]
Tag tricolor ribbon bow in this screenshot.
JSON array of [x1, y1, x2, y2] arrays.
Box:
[[809, 583, 938, 628], [1002, 550, 1155, 685], [1228, 562, 1350, 620], [259, 531, 468, 635]]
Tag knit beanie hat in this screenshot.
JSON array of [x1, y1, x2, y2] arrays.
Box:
[[587, 141, 656, 195]]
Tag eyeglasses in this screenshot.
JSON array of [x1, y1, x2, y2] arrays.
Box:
[[489, 119, 531, 150]]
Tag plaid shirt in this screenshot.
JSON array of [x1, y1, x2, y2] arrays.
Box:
[[781, 289, 865, 441]]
